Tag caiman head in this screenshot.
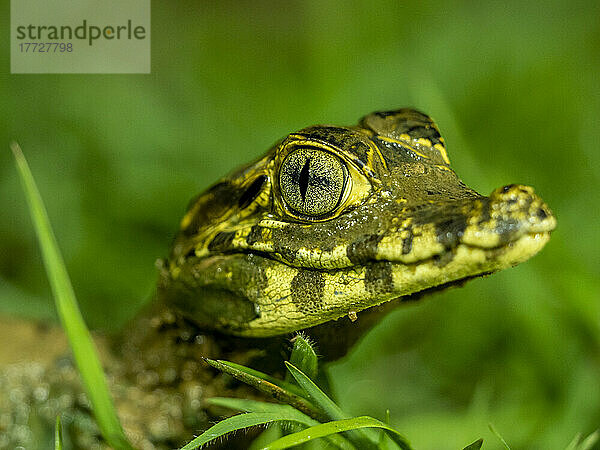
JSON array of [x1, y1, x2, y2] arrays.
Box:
[[159, 109, 556, 337]]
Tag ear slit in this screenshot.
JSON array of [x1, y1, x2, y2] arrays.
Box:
[[238, 175, 267, 209]]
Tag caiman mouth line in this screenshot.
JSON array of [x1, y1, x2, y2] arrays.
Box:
[[206, 230, 553, 273], [297, 228, 548, 262]]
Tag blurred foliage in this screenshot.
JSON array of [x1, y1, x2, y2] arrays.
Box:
[[1, 0, 599, 449]]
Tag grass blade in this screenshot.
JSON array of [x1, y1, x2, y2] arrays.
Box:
[[463, 438, 484, 450], [567, 430, 600, 450], [284, 361, 345, 420], [205, 358, 325, 421], [566, 433, 583, 450], [261, 416, 411, 450], [55, 416, 63, 450], [287, 334, 318, 381], [206, 397, 319, 418], [11, 143, 131, 450], [207, 398, 355, 450], [579, 430, 600, 450], [489, 423, 511, 450], [208, 359, 304, 396], [181, 412, 317, 450], [284, 362, 379, 449], [208, 397, 319, 419]]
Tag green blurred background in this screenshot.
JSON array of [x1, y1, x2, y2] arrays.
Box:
[[2, 1, 599, 448]]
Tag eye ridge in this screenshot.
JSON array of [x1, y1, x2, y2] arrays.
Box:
[[299, 158, 310, 202]]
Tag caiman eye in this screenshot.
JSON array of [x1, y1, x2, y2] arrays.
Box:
[[278, 148, 348, 218]]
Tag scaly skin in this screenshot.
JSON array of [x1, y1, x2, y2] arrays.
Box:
[[0, 109, 555, 448]]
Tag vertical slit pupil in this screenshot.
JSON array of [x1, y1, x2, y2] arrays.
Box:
[[299, 158, 310, 201]]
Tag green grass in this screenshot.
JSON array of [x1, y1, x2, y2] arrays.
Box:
[[183, 335, 415, 450], [11, 143, 132, 450], [185, 337, 599, 449], [55, 416, 63, 450]]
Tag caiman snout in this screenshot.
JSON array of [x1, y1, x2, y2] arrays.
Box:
[[461, 184, 556, 248], [490, 184, 555, 230]]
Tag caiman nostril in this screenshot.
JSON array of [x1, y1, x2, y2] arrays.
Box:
[[491, 184, 536, 203], [537, 208, 548, 220]]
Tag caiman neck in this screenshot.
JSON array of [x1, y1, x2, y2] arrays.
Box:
[[106, 301, 286, 448], [116, 300, 289, 375]]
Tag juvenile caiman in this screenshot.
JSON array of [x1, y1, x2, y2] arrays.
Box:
[[0, 109, 555, 448]]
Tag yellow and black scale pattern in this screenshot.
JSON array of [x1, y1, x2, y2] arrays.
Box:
[[160, 109, 555, 336]]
